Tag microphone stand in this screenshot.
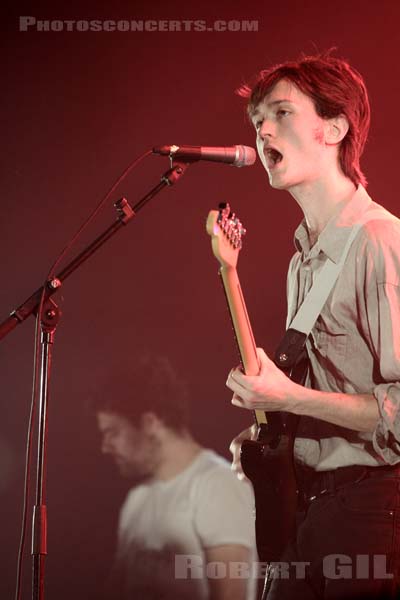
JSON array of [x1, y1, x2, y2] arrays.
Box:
[[0, 161, 191, 600]]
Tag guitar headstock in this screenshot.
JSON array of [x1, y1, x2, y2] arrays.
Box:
[[206, 203, 246, 269]]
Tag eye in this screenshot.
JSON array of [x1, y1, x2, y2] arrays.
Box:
[[253, 119, 263, 131], [277, 109, 290, 118]]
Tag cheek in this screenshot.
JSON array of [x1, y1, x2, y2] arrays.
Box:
[[313, 125, 325, 145], [123, 433, 145, 458], [118, 434, 133, 454]]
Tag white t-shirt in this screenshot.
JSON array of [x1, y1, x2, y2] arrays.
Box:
[[116, 449, 257, 599]]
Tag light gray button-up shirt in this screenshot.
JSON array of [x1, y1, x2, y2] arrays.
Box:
[[288, 185, 400, 470]]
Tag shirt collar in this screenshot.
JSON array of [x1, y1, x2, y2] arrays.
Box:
[[294, 185, 374, 263]]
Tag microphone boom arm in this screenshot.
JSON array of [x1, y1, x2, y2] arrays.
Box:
[[0, 162, 191, 341]]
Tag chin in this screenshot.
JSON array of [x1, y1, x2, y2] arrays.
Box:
[[269, 177, 290, 191], [120, 464, 152, 483], [117, 464, 133, 478], [269, 172, 302, 191]]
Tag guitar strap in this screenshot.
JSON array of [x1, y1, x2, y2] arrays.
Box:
[[274, 208, 385, 369]]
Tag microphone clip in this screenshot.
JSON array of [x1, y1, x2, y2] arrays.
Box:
[[161, 160, 192, 186]]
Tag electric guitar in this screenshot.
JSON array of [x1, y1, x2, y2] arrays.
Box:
[[206, 203, 307, 562]]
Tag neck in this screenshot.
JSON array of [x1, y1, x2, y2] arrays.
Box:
[[288, 171, 356, 243], [153, 430, 202, 481]]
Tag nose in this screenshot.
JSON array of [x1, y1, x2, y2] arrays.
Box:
[[258, 118, 274, 142]]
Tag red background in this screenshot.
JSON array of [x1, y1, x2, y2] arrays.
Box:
[[1, 1, 399, 597]]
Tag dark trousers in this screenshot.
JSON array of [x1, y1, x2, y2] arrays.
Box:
[[264, 473, 400, 599]]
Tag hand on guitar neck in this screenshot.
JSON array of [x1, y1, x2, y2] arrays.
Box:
[[227, 347, 303, 413]]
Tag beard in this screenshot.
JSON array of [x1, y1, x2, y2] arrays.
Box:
[[114, 456, 153, 484]]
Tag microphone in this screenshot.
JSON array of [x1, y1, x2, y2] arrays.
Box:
[[152, 144, 256, 167]]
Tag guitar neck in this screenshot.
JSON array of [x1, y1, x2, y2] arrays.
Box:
[[219, 265, 267, 427]]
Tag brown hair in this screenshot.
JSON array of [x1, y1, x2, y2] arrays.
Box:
[[239, 53, 370, 187], [89, 355, 189, 432]]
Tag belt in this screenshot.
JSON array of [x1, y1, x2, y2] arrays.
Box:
[[296, 463, 400, 507]]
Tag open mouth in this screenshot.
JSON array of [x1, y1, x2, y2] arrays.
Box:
[[264, 147, 283, 169]]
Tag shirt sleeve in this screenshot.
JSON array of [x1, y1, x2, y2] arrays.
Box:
[[370, 279, 400, 463], [359, 219, 400, 463], [192, 465, 256, 549]]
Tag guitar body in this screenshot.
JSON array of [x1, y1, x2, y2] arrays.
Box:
[[206, 204, 308, 564], [242, 345, 308, 562], [241, 428, 297, 563]]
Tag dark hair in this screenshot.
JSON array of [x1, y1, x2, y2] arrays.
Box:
[[238, 52, 370, 187], [90, 355, 189, 431]]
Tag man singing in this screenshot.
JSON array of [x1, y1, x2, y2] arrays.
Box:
[[227, 53, 400, 599]]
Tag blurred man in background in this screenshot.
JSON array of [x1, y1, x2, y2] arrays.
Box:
[[94, 356, 257, 600]]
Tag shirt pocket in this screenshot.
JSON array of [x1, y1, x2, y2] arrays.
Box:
[[310, 323, 348, 377]]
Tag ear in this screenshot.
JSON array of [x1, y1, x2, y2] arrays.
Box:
[[139, 411, 163, 435], [324, 115, 349, 145]]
